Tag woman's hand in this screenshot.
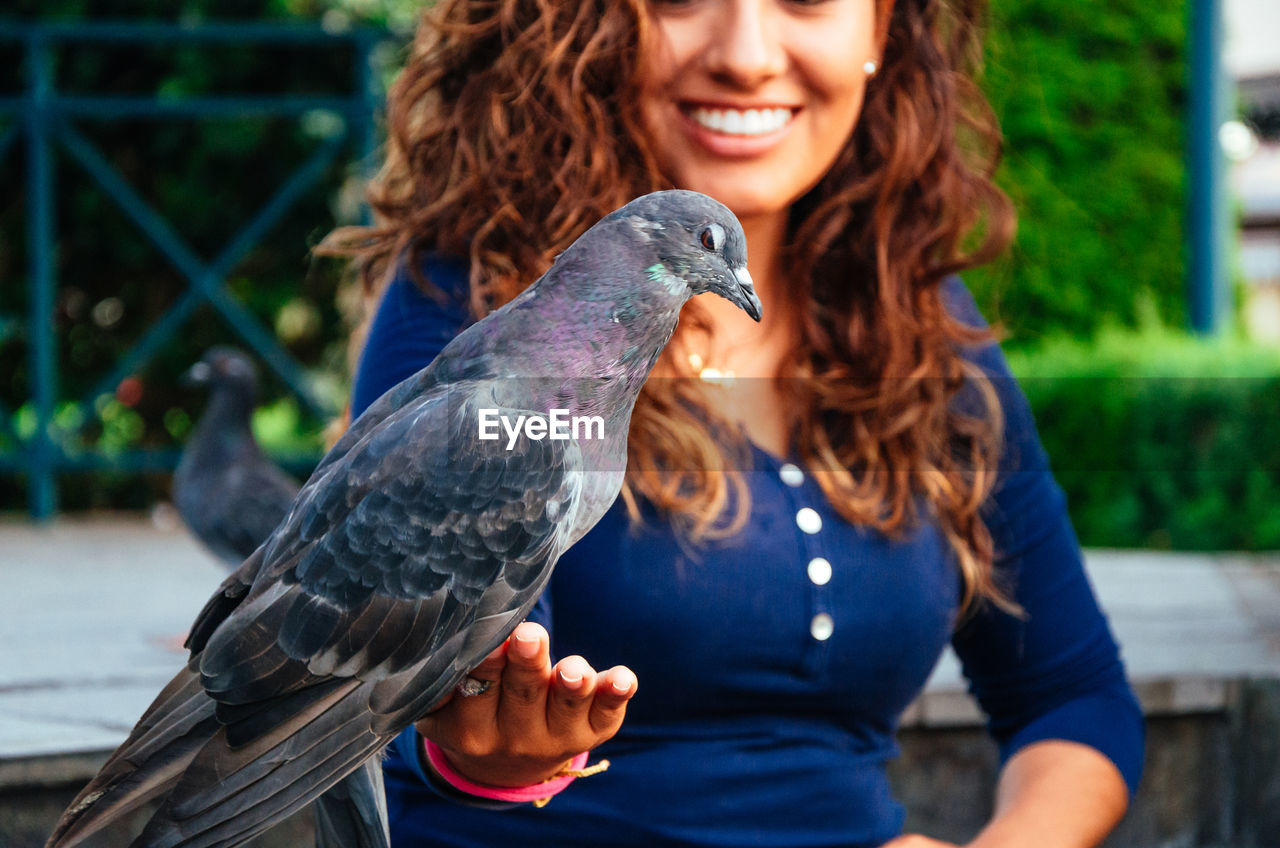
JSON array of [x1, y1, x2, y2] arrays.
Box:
[[415, 621, 637, 788]]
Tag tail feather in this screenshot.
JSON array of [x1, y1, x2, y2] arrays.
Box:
[[46, 718, 218, 848], [169, 678, 363, 818], [141, 739, 379, 848], [133, 689, 382, 848], [46, 669, 217, 848], [121, 682, 215, 768], [47, 667, 387, 848]]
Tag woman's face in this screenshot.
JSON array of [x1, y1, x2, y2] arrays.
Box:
[[638, 0, 880, 222]]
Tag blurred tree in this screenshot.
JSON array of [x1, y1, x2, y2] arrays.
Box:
[[0, 0, 380, 510]]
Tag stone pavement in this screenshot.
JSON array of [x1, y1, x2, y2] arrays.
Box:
[[2, 514, 1279, 771], [0, 512, 226, 768]]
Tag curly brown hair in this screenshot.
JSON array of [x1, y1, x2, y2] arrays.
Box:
[[325, 0, 1017, 615]]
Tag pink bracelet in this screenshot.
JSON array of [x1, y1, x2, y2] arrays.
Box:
[[424, 739, 605, 806]]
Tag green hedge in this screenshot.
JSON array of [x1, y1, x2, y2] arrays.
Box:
[[1008, 326, 1280, 550], [970, 0, 1188, 346]]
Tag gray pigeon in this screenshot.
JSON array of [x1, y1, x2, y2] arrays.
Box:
[[174, 349, 386, 848], [173, 348, 300, 569], [46, 189, 761, 848]]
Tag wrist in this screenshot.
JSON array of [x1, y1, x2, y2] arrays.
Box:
[[424, 739, 595, 806], [429, 743, 578, 788]]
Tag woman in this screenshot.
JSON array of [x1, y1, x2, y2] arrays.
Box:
[[330, 0, 1143, 845]]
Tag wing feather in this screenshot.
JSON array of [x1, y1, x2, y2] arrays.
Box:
[[51, 378, 587, 848]]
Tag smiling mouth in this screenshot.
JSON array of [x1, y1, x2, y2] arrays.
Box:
[[684, 106, 794, 137]]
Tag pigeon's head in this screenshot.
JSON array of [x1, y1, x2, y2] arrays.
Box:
[[182, 347, 259, 400], [609, 190, 762, 322]]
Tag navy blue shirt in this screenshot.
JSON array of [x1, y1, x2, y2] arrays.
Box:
[[351, 257, 1144, 848]]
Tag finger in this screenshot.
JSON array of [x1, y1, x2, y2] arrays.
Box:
[[546, 655, 597, 735], [497, 622, 552, 731], [467, 640, 512, 689], [588, 665, 636, 735], [415, 641, 506, 739]]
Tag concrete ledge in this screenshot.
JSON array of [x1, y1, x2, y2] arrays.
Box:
[[0, 751, 110, 791], [902, 675, 1249, 731], [1135, 675, 1239, 715]]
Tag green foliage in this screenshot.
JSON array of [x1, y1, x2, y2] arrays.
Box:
[[0, 0, 378, 511], [969, 0, 1188, 346], [1009, 326, 1280, 550], [281, 0, 423, 34]]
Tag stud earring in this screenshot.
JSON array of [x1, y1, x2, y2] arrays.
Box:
[[864, 60, 878, 76]]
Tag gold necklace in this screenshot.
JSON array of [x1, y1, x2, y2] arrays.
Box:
[[686, 352, 736, 384]]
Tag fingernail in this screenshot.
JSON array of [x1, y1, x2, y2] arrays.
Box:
[[513, 632, 541, 659], [559, 668, 584, 689], [612, 677, 632, 696]]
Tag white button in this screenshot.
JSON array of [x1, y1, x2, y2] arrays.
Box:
[[807, 557, 832, 586], [810, 613, 834, 641], [779, 463, 804, 487], [795, 507, 822, 534]]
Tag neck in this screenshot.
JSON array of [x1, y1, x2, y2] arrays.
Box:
[[197, 386, 253, 435], [483, 279, 684, 417], [685, 208, 797, 377]]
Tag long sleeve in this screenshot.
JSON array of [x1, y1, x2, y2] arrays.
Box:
[[944, 278, 1145, 798], [350, 254, 472, 419]]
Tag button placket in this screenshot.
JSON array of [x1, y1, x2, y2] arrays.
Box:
[[772, 459, 834, 673]]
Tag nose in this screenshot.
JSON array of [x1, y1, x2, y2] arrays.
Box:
[[702, 0, 786, 88]]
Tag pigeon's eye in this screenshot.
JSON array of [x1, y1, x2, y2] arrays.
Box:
[[699, 223, 725, 252]]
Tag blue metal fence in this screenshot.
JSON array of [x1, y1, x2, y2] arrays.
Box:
[[0, 20, 388, 519]]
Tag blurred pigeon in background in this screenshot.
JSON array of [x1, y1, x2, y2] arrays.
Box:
[[46, 189, 761, 848], [173, 348, 299, 569]]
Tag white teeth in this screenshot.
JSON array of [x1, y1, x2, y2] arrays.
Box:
[[689, 107, 791, 136]]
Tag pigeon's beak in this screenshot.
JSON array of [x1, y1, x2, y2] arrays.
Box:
[[182, 361, 213, 387], [729, 266, 763, 322]]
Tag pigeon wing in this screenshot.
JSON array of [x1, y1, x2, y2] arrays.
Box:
[[194, 382, 582, 705], [121, 385, 582, 848]]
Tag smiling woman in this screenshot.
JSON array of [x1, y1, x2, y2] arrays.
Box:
[[638, 0, 881, 219], [323, 1, 1142, 846]]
